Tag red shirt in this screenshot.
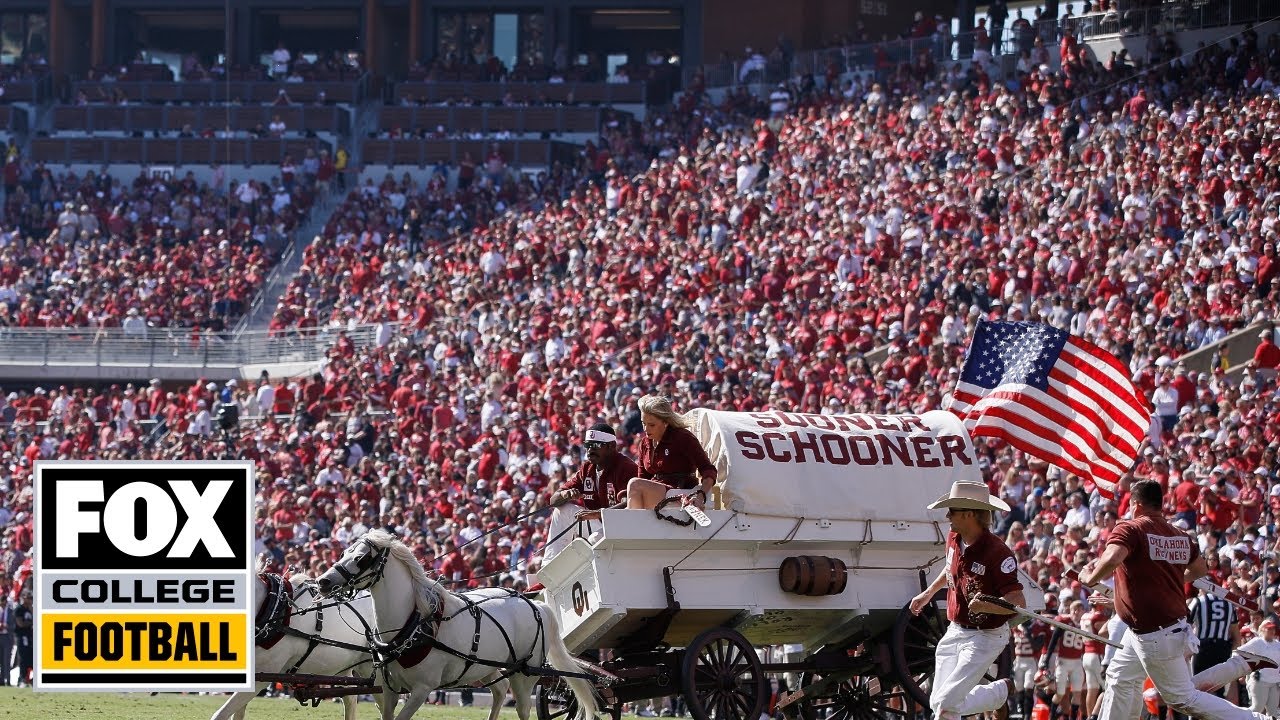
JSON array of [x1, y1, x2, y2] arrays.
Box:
[[1082, 609, 1109, 654], [272, 507, 297, 541], [1255, 340, 1280, 370], [1108, 514, 1198, 633], [1202, 487, 1237, 531], [1173, 481, 1200, 513], [1238, 484, 1264, 527], [561, 453, 640, 510], [636, 427, 718, 490], [945, 529, 1021, 630], [1014, 619, 1053, 658], [1051, 615, 1087, 660], [439, 552, 471, 584]]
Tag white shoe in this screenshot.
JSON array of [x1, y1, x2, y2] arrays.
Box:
[[1237, 638, 1280, 669]]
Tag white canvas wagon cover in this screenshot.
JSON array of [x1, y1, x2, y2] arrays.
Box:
[[687, 409, 981, 522]]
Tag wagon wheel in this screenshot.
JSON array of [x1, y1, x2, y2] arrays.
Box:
[[681, 627, 768, 720], [796, 671, 915, 720], [536, 677, 622, 720], [890, 592, 1012, 708]]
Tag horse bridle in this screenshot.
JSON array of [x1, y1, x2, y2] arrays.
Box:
[[329, 540, 391, 596]]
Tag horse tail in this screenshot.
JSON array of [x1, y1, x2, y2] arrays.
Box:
[[537, 600, 600, 720]]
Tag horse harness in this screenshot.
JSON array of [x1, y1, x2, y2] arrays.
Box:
[[373, 587, 549, 691], [327, 539, 597, 694], [255, 573, 294, 650], [254, 572, 371, 675]]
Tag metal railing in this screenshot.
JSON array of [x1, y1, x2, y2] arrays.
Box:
[[0, 323, 394, 370], [28, 136, 334, 167], [361, 138, 579, 168], [70, 74, 371, 105], [392, 80, 646, 105], [693, 30, 988, 89], [377, 105, 614, 135], [0, 72, 53, 103], [233, 233, 302, 336], [688, 2, 1272, 91], [1073, 0, 1280, 39], [50, 104, 351, 135]]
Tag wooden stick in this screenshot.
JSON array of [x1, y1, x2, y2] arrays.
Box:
[[975, 593, 1124, 649]]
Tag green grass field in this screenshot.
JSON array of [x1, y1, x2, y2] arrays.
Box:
[[0, 689, 504, 719]]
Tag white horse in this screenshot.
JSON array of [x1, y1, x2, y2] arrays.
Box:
[[315, 530, 599, 720], [211, 572, 381, 720]]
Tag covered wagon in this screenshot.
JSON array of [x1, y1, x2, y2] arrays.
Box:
[[536, 409, 1045, 720]]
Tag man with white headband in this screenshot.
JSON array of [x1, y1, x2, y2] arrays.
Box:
[[541, 423, 638, 562]]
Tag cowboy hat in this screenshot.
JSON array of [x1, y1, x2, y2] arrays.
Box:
[[928, 481, 1010, 512]]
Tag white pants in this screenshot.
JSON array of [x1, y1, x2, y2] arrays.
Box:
[[1104, 616, 1128, 667], [1084, 652, 1104, 690], [1247, 674, 1280, 715], [1013, 656, 1038, 692], [542, 503, 599, 561], [1098, 620, 1269, 720], [1194, 654, 1250, 693], [930, 624, 1012, 720], [1056, 657, 1085, 693]]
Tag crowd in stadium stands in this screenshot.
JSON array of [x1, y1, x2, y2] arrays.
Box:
[[0, 152, 319, 330], [4, 23, 1280, 707]]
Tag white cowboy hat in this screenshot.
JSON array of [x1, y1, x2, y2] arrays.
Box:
[[927, 481, 1010, 512]]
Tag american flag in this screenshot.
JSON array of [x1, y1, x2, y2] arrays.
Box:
[[945, 320, 1150, 498]]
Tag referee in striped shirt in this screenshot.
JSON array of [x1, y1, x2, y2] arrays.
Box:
[[1190, 587, 1241, 698]]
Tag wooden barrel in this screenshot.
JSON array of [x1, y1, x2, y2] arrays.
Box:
[[778, 556, 848, 596]]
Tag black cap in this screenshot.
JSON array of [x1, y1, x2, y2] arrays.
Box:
[[589, 422, 616, 437]]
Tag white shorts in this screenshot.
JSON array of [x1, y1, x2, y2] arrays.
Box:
[[1013, 656, 1038, 692], [1083, 652, 1104, 690], [1055, 657, 1085, 693]]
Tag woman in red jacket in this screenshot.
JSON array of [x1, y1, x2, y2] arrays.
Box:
[[625, 395, 718, 513]]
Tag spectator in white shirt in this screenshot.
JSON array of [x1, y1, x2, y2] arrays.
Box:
[[1063, 493, 1093, 529], [739, 47, 766, 83], [1151, 376, 1179, 434], [236, 180, 260, 206], [272, 186, 291, 214], [189, 400, 213, 437], [334, 518, 355, 545], [315, 459, 343, 487], [119, 387, 138, 432], [271, 43, 291, 79], [458, 513, 484, 545], [255, 380, 275, 417], [122, 307, 147, 337]]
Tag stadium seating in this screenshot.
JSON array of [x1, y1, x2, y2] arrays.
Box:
[[361, 139, 578, 167], [392, 80, 646, 105], [71, 79, 367, 105], [4, 32, 1280, 687], [51, 105, 350, 135], [29, 137, 333, 166], [376, 105, 614, 135]]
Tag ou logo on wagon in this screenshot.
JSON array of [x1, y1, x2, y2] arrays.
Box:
[[571, 582, 591, 616]]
